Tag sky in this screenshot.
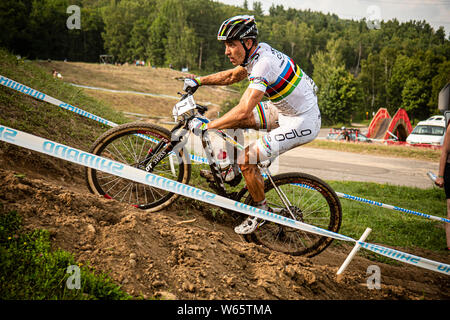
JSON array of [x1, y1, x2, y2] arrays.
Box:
[[216, 0, 450, 37]]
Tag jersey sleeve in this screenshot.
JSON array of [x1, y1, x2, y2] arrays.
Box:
[[248, 57, 275, 93]]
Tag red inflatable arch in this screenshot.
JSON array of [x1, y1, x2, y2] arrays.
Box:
[[367, 108, 390, 139], [367, 108, 412, 141], [385, 108, 412, 141]]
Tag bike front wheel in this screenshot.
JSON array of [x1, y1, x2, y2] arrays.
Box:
[[85, 122, 191, 211], [242, 172, 342, 257]]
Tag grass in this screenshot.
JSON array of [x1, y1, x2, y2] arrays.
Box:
[[328, 181, 446, 251], [0, 48, 129, 152], [309, 139, 441, 162], [0, 206, 131, 300], [35, 59, 240, 119]]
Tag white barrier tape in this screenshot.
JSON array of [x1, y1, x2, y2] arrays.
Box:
[[69, 82, 220, 107], [69, 83, 181, 100], [282, 182, 449, 224], [1, 124, 449, 275], [358, 241, 450, 275], [0, 124, 353, 243], [0, 75, 209, 165], [1, 75, 445, 225], [190, 153, 210, 164], [0, 75, 118, 127], [335, 192, 450, 224]]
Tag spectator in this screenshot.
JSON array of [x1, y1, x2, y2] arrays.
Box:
[[341, 127, 350, 142], [52, 69, 63, 79], [435, 122, 450, 251]]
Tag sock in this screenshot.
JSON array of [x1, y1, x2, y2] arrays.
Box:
[[254, 199, 267, 211]]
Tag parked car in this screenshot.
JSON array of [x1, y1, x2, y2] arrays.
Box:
[[406, 116, 446, 145]]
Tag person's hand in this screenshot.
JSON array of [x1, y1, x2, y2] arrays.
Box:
[[183, 77, 201, 93], [435, 176, 444, 188], [188, 117, 208, 135]]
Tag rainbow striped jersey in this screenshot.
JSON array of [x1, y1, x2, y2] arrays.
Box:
[[245, 42, 318, 116]]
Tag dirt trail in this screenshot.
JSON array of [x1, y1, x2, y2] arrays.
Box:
[[0, 153, 449, 300]]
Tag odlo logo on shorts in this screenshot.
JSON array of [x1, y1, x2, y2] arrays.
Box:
[[270, 128, 312, 142]]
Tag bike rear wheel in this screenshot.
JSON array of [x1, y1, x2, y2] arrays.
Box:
[[85, 122, 191, 211], [241, 172, 342, 257]]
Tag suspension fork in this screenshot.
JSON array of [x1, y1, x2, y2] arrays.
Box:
[[140, 122, 187, 172]]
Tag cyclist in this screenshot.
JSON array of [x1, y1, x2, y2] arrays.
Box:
[[184, 15, 321, 234]]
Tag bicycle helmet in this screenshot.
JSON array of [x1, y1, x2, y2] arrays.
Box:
[[217, 15, 258, 66]]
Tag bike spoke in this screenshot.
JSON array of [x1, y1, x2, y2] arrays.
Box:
[[250, 175, 341, 256], [106, 143, 130, 164], [104, 176, 127, 195]]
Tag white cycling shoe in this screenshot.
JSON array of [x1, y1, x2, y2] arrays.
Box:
[[234, 216, 265, 235]]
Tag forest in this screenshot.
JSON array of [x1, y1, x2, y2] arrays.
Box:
[[1, 0, 449, 124]]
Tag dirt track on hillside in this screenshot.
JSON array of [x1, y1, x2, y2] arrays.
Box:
[[0, 147, 449, 300]]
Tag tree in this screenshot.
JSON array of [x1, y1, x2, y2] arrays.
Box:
[[358, 47, 397, 116], [358, 53, 383, 115], [80, 3, 107, 62], [402, 78, 429, 121], [164, 0, 198, 69], [127, 0, 157, 62], [388, 54, 417, 112], [0, 0, 447, 110], [430, 60, 450, 112], [102, 0, 151, 63], [311, 38, 344, 93], [318, 66, 360, 125], [147, 15, 168, 66], [252, 1, 263, 17], [0, 0, 33, 56], [269, 4, 284, 17]]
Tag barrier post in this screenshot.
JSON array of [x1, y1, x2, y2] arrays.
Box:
[[337, 228, 372, 275]]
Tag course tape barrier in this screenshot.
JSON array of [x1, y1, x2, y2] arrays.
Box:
[[0, 75, 203, 164], [69, 83, 181, 100], [1, 75, 447, 225], [1, 124, 449, 275], [69, 82, 220, 107], [0, 75, 117, 127], [335, 192, 449, 224]]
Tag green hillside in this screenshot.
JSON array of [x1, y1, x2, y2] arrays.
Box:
[[0, 48, 130, 182]]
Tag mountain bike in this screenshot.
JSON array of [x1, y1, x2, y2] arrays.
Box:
[[85, 91, 342, 257]]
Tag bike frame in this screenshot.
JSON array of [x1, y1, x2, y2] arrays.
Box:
[[142, 92, 296, 217]]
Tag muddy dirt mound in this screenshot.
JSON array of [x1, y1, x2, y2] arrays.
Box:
[[1, 168, 449, 300]]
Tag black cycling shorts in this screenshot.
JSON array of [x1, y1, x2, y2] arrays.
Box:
[[445, 162, 450, 199]]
